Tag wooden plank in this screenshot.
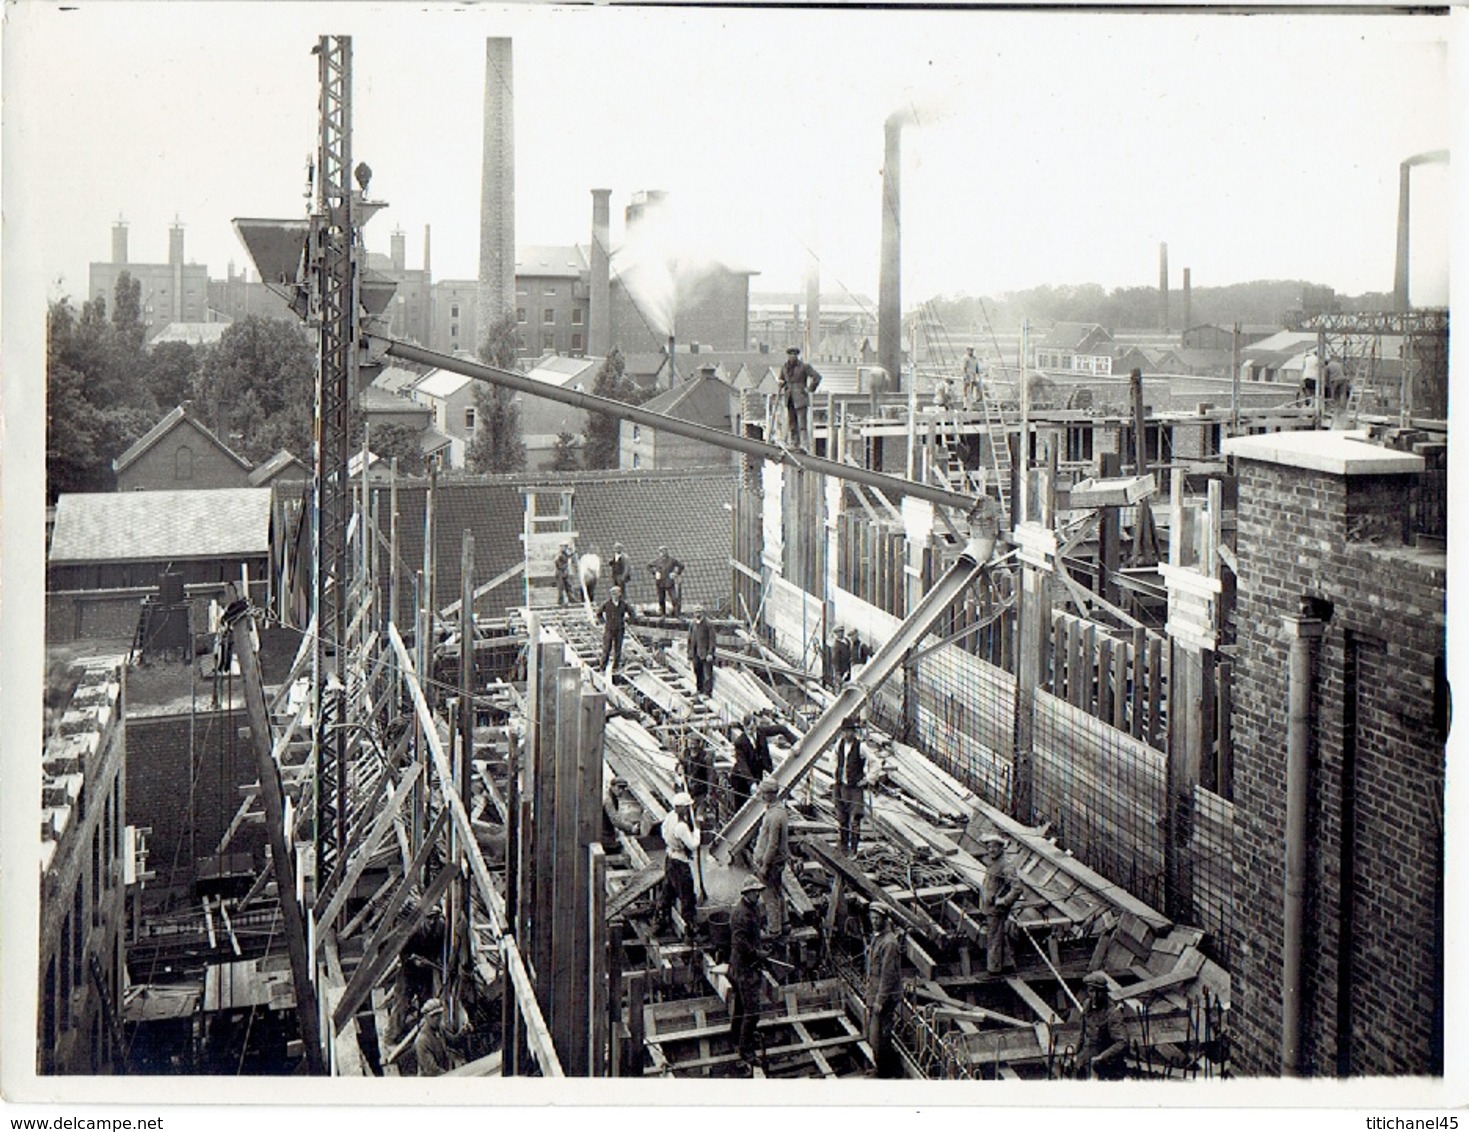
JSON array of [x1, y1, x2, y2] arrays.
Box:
[[1112, 639, 1130, 732], [589, 843, 608, 1077], [1147, 636, 1165, 749], [1004, 975, 1062, 1025], [550, 666, 583, 1071], [1131, 626, 1147, 741], [1097, 635, 1114, 724], [502, 934, 564, 1076], [314, 760, 425, 937]]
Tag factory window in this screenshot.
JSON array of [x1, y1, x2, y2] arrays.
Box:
[[1066, 426, 1093, 463], [451, 303, 460, 319], [544, 286, 557, 297], [572, 333, 583, 353], [516, 308, 527, 324], [571, 308, 584, 325], [72, 883, 84, 993], [175, 446, 194, 480], [517, 285, 528, 297], [451, 323, 459, 338], [541, 332, 555, 351], [464, 407, 476, 432], [632, 425, 641, 442], [543, 308, 555, 325], [632, 452, 641, 469], [92, 832, 101, 926]]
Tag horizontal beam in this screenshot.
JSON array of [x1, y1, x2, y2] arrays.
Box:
[[377, 336, 977, 513]]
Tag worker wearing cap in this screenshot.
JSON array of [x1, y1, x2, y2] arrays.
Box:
[[413, 997, 462, 1077], [607, 541, 631, 594], [597, 585, 634, 672], [689, 608, 717, 697], [962, 347, 984, 407], [648, 546, 685, 618], [656, 791, 701, 941], [864, 904, 904, 1078], [979, 833, 1023, 975], [828, 626, 853, 690], [751, 776, 790, 935], [729, 875, 770, 1072], [833, 718, 867, 855], [604, 774, 649, 838], [729, 721, 760, 801], [391, 900, 446, 1041], [745, 712, 777, 783], [777, 346, 822, 451], [553, 543, 576, 606], [1075, 971, 1128, 1080]]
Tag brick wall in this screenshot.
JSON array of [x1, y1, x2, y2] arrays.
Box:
[[116, 419, 251, 492], [1229, 456, 1444, 1075]]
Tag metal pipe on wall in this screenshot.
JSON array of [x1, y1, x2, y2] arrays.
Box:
[[1283, 608, 1325, 1075]]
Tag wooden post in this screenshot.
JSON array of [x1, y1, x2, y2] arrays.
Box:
[[529, 637, 565, 1017], [551, 665, 583, 1072], [589, 842, 608, 1077], [607, 913, 623, 1077], [1098, 451, 1121, 608], [231, 612, 326, 1074], [1130, 627, 1147, 741]]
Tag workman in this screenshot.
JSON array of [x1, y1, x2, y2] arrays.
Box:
[[579, 551, 602, 605], [391, 898, 446, 1040], [1075, 971, 1129, 1080], [656, 791, 701, 941], [413, 997, 463, 1077], [832, 718, 867, 855], [829, 626, 853, 689], [864, 904, 904, 1078], [979, 833, 1023, 975], [744, 711, 780, 781], [729, 875, 770, 1073], [604, 775, 650, 838], [648, 546, 685, 618], [681, 735, 715, 823], [597, 585, 634, 672], [689, 608, 717, 696], [751, 776, 790, 936], [607, 541, 632, 594], [962, 347, 984, 406], [553, 543, 576, 606], [777, 346, 822, 451], [728, 721, 761, 801]]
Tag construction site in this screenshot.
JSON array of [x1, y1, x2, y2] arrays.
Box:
[[34, 33, 1448, 1086]]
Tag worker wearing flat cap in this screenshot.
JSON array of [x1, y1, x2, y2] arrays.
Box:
[[656, 790, 701, 942], [777, 346, 822, 452], [604, 773, 651, 838], [832, 717, 868, 855], [413, 997, 466, 1077], [864, 904, 904, 1078], [1075, 972, 1128, 1080], [648, 545, 685, 618], [607, 541, 631, 594], [729, 876, 771, 1072], [751, 775, 790, 936], [979, 833, 1023, 974]]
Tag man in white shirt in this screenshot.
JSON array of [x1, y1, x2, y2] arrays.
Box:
[[656, 791, 701, 942]]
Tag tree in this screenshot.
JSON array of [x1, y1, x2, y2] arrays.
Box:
[[549, 430, 580, 471], [466, 312, 526, 473], [582, 347, 651, 470], [145, 341, 200, 408], [194, 316, 315, 462], [368, 422, 427, 470]]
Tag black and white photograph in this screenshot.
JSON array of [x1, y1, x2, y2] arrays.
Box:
[[1, 0, 1461, 1120]]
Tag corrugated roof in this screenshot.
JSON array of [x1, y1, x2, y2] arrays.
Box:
[[112, 405, 253, 474], [49, 489, 272, 564], [525, 356, 599, 386]]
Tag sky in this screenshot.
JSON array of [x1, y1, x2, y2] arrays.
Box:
[[3, 2, 1455, 311]]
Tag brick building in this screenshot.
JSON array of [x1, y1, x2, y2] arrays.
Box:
[[620, 371, 736, 471], [112, 405, 253, 493], [89, 222, 211, 339], [1224, 429, 1445, 1075], [39, 657, 129, 1074]]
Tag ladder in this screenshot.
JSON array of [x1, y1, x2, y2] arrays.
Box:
[[976, 380, 1013, 528]]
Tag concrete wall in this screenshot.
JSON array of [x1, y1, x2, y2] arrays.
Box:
[[1229, 454, 1444, 1075]]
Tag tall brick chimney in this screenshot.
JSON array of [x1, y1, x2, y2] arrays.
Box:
[[169, 221, 185, 267], [391, 228, 406, 273], [1393, 161, 1412, 312], [879, 115, 903, 391], [1158, 241, 1169, 332], [1182, 267, 1192, 334], [478, 37, 516, 342], [111, 219, 128, 265], [169, 221, 184, 322], [590, 188, 612, 357]]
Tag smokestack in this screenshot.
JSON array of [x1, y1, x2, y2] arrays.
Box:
[[590, 189, 612, 357], [112, 219, 128, 265], [170, 220, 184, 322], [169, 221, 185, 267], [423, 224, 433, 347], [879, 115, 903, 392], [1158, 242, 1169, 331], [478, 37, 516, 340], [1182, 268, 1192, 333], [667, 334, 677, 386], [391, 228, 406, 273], [1394, 161, 1412, 312]]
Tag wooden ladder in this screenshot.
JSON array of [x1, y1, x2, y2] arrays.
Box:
[[978, 381, 1014, 527]]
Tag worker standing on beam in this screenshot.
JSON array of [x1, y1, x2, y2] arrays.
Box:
[[778, 346, 822, 452], [979, 833, 1023, 975], [607, 541, 632, 595], [649, 546, 685, 618], [728, 721, 760, 805], [828, 626, 853, 690], [729, 875, 770, 1075], [751, 776, 790, 937], [962, 346, 984, 408], [656, 792, 702, 942], [554, 543, 576, 606], [864, 904, 904, 1078], [597, 585, 633, 673], [689, 607, 717, 697], [832, 717, 867, 855]]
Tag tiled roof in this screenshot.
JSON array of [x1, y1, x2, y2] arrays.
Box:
[[517, 244, 589, 278], [1039, 322, 1112, 351], [377, 467, 738, 618], [641, 374, 735, 429], [112, 405, 253, 474], [49, 488, 272, 563]]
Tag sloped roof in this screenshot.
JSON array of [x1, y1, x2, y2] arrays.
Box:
[[372, 365, 425, 395], [112, 405, 253, 474], [152, 322, 230, 347], [525, 356, 599, 386], [49, 488, 272, 564], [1241, 330, 1319, 355], [641, 374, 736, 429], [247, 449, 308, 486], [516, 244, 589, 278], [361, 384, 433, 414], [413, 368, 478, 400], [1039, 322, 1114, 352]]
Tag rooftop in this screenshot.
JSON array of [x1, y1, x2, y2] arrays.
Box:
[[1222, 428, 1426, 476], [49, 488, 273, 564]]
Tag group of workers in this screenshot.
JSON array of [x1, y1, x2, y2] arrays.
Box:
[[554, 541, 685, 615]]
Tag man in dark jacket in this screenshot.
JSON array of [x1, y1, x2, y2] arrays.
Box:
[[649, 546, 684, 617], [778, 346, 822, 451], [597, 585, 634, 672], [607, 541, 631, 594], [865, 904, 904, 1078], [752, 776, 790, 935], [829, 626, 853, 689], [729, 876, 769, 1072], [979, 833, 1023, 974], [1075, 971, 1129, 1080], [833, 718, 866, 854], [728, 721, 760, 802], [689, 609, 717, 696]]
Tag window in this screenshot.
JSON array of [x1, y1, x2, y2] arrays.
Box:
[[632, 452, 641, 468], [451, 303, 460, 319], [541, 332, 555, 351], [572, 333, 583, 352], [175, 446, 193, 480], [517, 285, 528, 297], [464, 406, 476, 432], [1066, 425, 1093, 463], [543, 308, 555, 324], [632, 425, 641, 442], [544, 285, 557, 297], [516, 308, 527, 324], [450, 323, 459, 338], [571, 308, 584, 325]]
